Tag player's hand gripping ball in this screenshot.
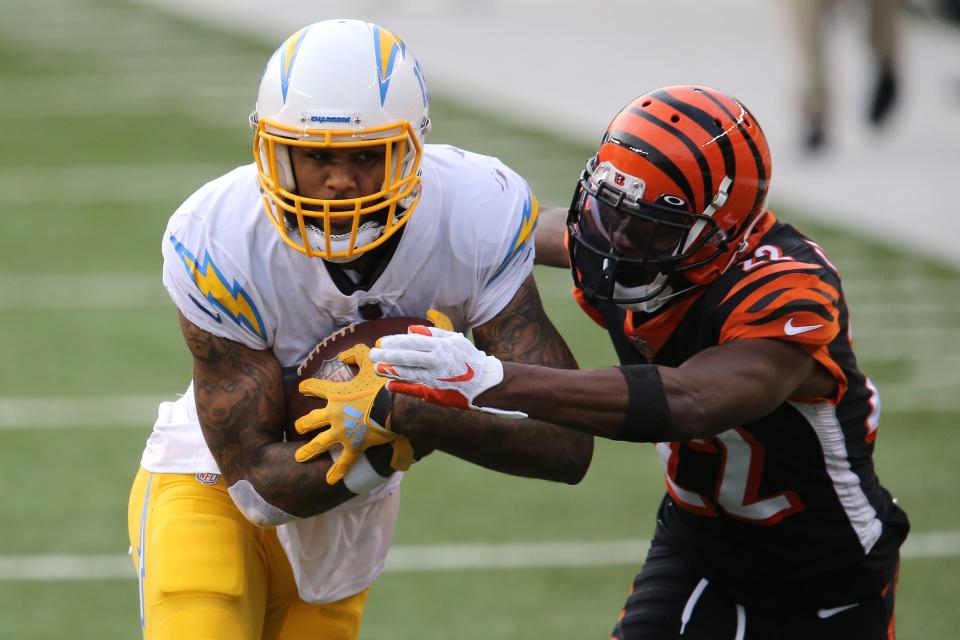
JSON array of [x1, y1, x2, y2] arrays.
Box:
[[287, 312, 452, 484]]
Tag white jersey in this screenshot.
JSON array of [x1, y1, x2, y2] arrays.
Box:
[[141, 144, 537, 602]]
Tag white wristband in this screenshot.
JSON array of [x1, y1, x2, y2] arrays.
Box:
[[328, 445, 390, 496], [341, 454, 391, 496]]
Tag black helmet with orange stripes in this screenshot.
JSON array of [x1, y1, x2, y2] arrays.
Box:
[[567, 85, 772, 313]]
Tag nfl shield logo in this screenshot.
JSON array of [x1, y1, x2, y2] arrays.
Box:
[[195, 472, 220, 485]]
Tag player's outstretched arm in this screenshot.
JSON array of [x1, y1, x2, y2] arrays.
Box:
[[178, 312, 378, 524], [387, 276, 594, 484], [533, 205, 571, 268], [375, 328, 837, 443], [493, 338, 834, 441]]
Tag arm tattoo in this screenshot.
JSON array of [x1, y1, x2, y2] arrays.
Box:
[[181, 313, 283, 480], [472, 275, 577, 370], [178, 313, 353, 517]]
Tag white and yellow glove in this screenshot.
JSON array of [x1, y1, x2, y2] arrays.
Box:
[[294, 343, 414, 485], [369, 326, 526, 419]]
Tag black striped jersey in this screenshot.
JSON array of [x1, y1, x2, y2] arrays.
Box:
[[574, 213, 909, 607]]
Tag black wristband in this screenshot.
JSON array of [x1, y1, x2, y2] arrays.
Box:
[[369, 386, 393, 430], [617, 365, 670, 443]]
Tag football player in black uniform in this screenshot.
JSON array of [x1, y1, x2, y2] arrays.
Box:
[[369, 85, 910, 639]]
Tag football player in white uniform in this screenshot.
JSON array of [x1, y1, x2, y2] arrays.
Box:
[[126, 19, 592, 640]]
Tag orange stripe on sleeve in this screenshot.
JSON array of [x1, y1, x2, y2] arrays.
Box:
[[719, 272, 840, 345], [719, 271, 847, 403], [720, 260, 825, 306]]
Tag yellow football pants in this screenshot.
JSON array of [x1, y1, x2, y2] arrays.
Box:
[[127, 468, 368, 640]]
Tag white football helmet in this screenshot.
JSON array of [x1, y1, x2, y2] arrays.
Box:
[[251, 19, 431, 261]]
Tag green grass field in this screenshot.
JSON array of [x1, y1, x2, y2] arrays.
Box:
[[1, 0, 958, 638]]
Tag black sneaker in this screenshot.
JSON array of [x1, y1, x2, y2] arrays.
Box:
[[869, 64, 898, 126], [804, 119, 826, 152]]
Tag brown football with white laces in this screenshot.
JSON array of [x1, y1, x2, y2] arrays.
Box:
[[285, 316, 431, 442]]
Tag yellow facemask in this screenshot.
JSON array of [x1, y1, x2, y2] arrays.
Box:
[[252, 118, 423, 261]]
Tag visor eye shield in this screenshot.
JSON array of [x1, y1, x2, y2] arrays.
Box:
[[567, 161, 722, 304], [582, 192, 689, 263], [570, 170, 691, 270], [569, 159, 727, 269]]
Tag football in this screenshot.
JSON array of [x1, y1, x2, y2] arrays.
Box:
[[285, 315, 432, 442]]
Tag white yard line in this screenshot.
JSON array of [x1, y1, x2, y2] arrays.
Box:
[[0, 531, 957, 581], [0, 555, 133, 581], [0, 273, 164, 309], [0, 396, 167, 429], [383, 539, 650, 572], [0, 165, 227, 205]]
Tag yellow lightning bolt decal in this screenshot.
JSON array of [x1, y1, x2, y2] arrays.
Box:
[[488, 192, 539, 285], [512, 193, 539, 253], [376, 27, 401, 81], [279, 26, 310, 102], [373, 25, 405, 105], [170, 236, 267, 341]]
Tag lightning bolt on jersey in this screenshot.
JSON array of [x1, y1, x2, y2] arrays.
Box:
[[142, 144, 538, 603], [575, 214, 909, 607]]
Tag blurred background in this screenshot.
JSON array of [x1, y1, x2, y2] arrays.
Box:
[[0, 0, 958, 638]]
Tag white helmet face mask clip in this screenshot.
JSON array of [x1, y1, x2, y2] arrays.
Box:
[[251, 20, 432, 261]]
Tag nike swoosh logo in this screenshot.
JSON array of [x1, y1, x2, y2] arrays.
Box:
[[375, 363, 399, 378], [817, 603, 859, 619], [784, 317, 823, 336], [438, 364, 475, 383]]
